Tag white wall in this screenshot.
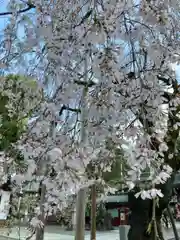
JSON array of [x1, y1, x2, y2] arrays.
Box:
[[0, 190, 10, 220]]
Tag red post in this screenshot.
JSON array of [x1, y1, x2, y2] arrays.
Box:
[[119, 207, 128, 225]]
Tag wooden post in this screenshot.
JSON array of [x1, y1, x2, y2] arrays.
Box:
[[90, 184, 96, 240], [75, 46, 88, 240], [35, 122, 55, 240], [35, 184, 46, 240], [75, 188, 87, 240], [72, 207, 76, 230]]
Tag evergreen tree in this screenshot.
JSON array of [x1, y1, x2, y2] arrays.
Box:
[[0, 74, 42, 227]]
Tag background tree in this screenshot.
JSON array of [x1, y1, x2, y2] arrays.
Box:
[[103, 143, 129, 189], [0, 74, 42, 229]]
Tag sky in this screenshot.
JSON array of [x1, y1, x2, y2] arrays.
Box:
[[0, 0, 10, 29], [0, 0, 179, 81]]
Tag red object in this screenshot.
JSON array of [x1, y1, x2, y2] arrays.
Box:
[[176, 203, 180, 220], [111, 217, 120, 227], [105, 201, 129, 227], [119, 207, 129, 225]]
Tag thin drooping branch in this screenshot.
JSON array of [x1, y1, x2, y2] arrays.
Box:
[[0, 1, 35, 16], [74, 79, 96, 88], [59, 105, 81, 116]]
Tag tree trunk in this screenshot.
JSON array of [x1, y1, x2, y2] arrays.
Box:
[[90, 184, 96, 240], [35, 184, 46, 240], [72, 207, 76, 230], [35, 121, 55, 240], [75, 188, 87, 240], [128, 187, 152, 240], [128, 177, 174, 240], [156, 219, 164, 240], [74, 41, 88, 240], [166, 206, 179, 240], [35, 226, 44, 240]]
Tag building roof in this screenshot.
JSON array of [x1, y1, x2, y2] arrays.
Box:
[[103, 194, 128, 203], [173, 173, 180, 188], [96, 192, 129, 204]]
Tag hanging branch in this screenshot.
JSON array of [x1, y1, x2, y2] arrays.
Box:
[[0, 1, 35, 16]]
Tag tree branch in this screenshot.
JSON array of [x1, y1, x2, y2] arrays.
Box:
[[162, 91, 173, 102], [59, 105, 81, 116], [0, 1, 35, 16], [74, 79, 96, 88], [157, 75, 178, 91]]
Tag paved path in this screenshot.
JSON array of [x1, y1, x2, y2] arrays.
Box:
[[0, 229, 121, 240], [0, 224, 179, 240], [0, 237, 17, 240]]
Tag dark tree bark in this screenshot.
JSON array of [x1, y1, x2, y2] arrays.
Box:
[[128, 176, 174, 240], [128, 187, 152, 240], [90, 184, 96, 240], [126, 73, 180, 240], [166, 206, 180, 240]]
